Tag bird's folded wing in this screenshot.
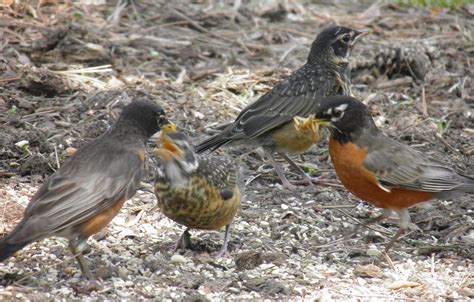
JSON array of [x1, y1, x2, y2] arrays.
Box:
[[197, 155, 238, 194], [363, 141, 462, 192], [19, 151, 143, 240], [224, 68, 335, 140]]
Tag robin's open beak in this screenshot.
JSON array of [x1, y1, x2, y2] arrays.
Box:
[[155, 134, 184, 160], [351, 29, 371, 46], [150, 122, 177, 143]]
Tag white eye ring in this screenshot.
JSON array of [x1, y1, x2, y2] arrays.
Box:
[[335, 103, 348, 112]]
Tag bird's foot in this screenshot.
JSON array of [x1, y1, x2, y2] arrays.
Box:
[[173, 229, 192, 252], [210, 247, 230, 258], [292, 175, 335, 186], [280, 179, 298, 190]]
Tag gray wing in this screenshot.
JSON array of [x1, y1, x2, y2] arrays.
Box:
[[16, 147, 143, 241], [363, 135, 468, 193], [223, 65, 339, 140]]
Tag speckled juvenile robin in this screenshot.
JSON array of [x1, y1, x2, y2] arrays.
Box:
[[313, 95, 474, 252], [196, 26, 370, 189], [0, 100, 170, 286], [154, 131, 241, 257]]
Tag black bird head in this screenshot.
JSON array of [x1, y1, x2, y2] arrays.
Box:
[[118, 100, 169, 138], [308, 26, 371, 65], [313, 96, 377, 143]]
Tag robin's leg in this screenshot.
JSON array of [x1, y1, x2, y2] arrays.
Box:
[[279, 153, 335, 186], [362, 209, 393, 227], [212, 224, 231, 258], [385, 208, 410, 253], [174, 228, 192, 252], [69, 241, 98, 291], [345, 208, 392, 240], [264, 150, 296, 189]]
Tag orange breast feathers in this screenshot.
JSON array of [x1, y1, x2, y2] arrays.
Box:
[[79, 196, 127, 238], [328, 138, 433, 209]]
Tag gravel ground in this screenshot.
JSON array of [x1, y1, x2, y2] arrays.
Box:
[[0, 0, 473, 300], [1, 182, 472, 300]]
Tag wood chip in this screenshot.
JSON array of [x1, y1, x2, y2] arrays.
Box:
[[388, 280, 422, 290], [354, 264, 383, 278]]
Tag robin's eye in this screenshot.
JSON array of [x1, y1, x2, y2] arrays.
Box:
[[333, 110, 343, 118], [341, 35, 351, 43], [157, 115, 166, 124]]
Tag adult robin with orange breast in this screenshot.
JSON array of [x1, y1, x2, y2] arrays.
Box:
[[155, 131, 241, 257], [0, 100, 171, 286], [196, 26, 370, 189], [312, 95, 474, 252]]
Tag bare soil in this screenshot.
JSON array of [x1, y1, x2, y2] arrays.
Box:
[[0, 0, 473, 300]]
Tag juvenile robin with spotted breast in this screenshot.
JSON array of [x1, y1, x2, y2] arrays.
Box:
[[154, 131, 241, 257], [313, 95, 474, 252], [0, 100, 171, 286], [196, 26, 370, 189]]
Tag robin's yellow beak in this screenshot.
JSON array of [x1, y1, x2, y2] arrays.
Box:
[[161, 122, 177, 133], [313, 118, 332, 128], [155, 133, 183, 160], [352, 29, 372, 46]]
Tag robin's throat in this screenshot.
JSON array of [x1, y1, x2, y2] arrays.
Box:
[[330, 129, 352, 144]]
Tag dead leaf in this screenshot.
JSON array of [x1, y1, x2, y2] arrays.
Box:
[[17, 98, 34, 109], [388, 280, 421, 290]]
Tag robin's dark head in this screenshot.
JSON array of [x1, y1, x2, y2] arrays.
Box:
[[313, 96, 377, 143], [118, 100, 169, 138], [155, 132, 198, 186], [309, 26, 370, 65]]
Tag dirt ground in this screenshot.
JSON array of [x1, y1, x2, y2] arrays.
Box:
[[0, 0, 473, 300]]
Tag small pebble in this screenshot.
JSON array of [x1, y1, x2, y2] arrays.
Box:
[[170, 254, 187, 264], [366, 246, 382, 257], [118, 267, 128, 279]]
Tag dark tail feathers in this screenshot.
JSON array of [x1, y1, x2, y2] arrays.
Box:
[[195, 134, 229, 154], [438, 173, 474, 200], [0, 239, 30, 262], [459, 174, 474, 194]]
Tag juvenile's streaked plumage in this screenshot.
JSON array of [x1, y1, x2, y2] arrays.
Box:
[[196, 26, 370, 189], [155, 132, 241, 257]]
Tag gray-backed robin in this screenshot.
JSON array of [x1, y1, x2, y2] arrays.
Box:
[[313, 95, 474, 252], [0, 100, 171, 285], [196, 26, 370, 189]]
